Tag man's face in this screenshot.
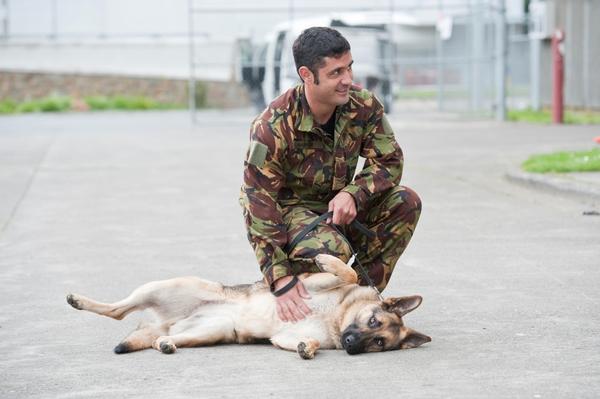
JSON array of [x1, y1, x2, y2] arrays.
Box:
[[309, 51, 354, 107]]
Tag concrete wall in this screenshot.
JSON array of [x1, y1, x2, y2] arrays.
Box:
[[0, 71, 250, 108]]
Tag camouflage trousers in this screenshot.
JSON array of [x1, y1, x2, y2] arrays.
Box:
[[283, 185, 421, 292]]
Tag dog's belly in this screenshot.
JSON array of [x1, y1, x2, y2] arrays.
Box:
[[232, 291, 341, 346]]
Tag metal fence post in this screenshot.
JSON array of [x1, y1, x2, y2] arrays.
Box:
[[582, 0, 591, 109], [1, 0, 8, 40], [436, 0, 445, 112], [188, 0, 196, 123], [495, 0, 507, 121], [470, 0, 484, 112], [51, 0, 58, 40]]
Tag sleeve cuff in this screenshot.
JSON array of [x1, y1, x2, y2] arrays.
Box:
[[263, 262, 293, 291], [260, 246, 292, 291], [341, 184, 369, 211]]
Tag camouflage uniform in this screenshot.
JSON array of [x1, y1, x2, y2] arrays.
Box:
[[240, 84, 421, 292]]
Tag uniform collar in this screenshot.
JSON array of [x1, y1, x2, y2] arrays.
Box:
[[296, 84, 316, 132], [296, 84, 353, 134]]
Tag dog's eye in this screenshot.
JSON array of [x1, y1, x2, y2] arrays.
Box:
[[375, 337, 385, 347], [368, 316, 379, 328]]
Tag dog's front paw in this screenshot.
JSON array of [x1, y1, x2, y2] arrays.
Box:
[[297, 342, 315, 360], [314, 254, 338, 273]]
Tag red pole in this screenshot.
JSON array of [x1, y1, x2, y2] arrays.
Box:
[[551, 29, 564, 124]]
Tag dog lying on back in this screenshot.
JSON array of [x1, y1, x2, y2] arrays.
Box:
[[67, 254, 430, 359]]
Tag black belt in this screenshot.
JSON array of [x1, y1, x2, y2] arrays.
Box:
[[284, 211, 374, 254], [284, 211, 383, 300]]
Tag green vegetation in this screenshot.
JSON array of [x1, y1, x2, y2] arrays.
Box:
[[522, 148, 600, 173], [0, 99, 17, 114], [508, 108, 600, 125], [0, 96, 71, 114], [395, 88, 468, 100], [0, 95, 186, 115], [193, 83, 207, 108], [395, 86, 528, 101], [85, 95, 182, 111]]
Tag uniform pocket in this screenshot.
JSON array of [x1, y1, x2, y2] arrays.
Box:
[[287, 133, 333, 196]]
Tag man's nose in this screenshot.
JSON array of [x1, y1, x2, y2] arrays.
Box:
[[341, 70, 353, 85]]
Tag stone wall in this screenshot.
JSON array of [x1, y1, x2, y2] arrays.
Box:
[[0, 71, 250, 108]]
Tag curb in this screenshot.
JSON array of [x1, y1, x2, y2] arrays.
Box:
[[505, 170, 600, 202]]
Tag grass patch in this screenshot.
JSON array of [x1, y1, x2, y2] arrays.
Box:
[[0, 95, 185, 115], [395, 88, 469, 100], [38, 96, 71, 112], [509, 108, 600, 124], [522, 148, 600, 173], [85, 95, 182, 110], [0, 96, 72, 114], [0, 99, 17, 114]]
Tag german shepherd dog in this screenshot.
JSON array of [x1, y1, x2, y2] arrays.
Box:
[[67, 254, 431, 359]]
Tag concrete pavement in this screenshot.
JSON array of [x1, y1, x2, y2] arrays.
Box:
[[0, 110, 599, 398]]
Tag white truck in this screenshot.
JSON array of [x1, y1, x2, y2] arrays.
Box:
[[237, 14, 395, 112]]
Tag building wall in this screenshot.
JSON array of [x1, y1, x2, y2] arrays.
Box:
[[0, 71, 250, 108], [541, 0, 600, 109]]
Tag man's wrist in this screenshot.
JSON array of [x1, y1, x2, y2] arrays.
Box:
[[340, 185, 366, 211], [273, 276, 299, 297], [273, 275, 293, 290], [263, 258, 292, 291]]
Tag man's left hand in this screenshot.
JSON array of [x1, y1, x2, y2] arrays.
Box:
[[327, 191, 357, 225]]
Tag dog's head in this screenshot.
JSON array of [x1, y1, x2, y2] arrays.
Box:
[[340, 295, 431, 355]]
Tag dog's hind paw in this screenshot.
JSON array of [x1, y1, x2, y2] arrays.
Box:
[[297, 342, 315, 360], [159, 341, 176, 354], [66, 294, 83, 310]]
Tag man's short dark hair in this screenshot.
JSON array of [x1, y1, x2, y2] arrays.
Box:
[[292, 27, 351, 84]]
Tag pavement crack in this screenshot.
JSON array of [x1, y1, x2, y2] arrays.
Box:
[[0, 134, 58, 237]]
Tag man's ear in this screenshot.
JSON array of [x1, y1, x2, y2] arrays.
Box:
[[298, 66, 314, 84], [400, 328, 431, 349], [382, 295, 423, 317]]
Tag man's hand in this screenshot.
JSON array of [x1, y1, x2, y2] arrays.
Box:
[[273, 276, 312, 322], [327, 191, 357, 225]]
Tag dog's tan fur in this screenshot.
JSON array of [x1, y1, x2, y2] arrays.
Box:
[[67, 255, 430, 358]]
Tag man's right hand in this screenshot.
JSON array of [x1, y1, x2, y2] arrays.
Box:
[[273, 276, 312, 322]]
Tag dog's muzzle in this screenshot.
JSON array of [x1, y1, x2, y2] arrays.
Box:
[[341, 328, 363, 355]]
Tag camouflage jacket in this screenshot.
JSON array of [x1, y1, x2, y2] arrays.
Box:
[[240, 84, 404, 289]]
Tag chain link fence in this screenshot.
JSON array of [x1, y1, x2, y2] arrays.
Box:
[[188, 0, 522, 121], [3, 0, 567, 119]]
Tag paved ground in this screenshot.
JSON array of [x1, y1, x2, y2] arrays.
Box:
[[0, 110, 599, 398]]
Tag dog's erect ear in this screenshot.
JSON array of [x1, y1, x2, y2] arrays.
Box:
[[400, 328, 431, 349], [382, 295, 423, 317]]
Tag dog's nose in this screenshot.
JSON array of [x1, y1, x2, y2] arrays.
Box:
[[344, 334, 356, 346], [342, 332, 362, 354]]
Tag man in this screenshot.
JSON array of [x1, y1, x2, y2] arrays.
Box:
[[240, 27, 421, 323]]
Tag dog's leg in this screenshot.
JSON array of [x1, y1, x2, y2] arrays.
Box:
[[301, 254, 358, 292], [66, 292, 142, 320], [66, 280, 173, 320], [113, 322, 168, 354], [152, 316, 236, 354], [315, 254, 358, 283], [67, 277, 225, 321], [270, 333, 321, 360]]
